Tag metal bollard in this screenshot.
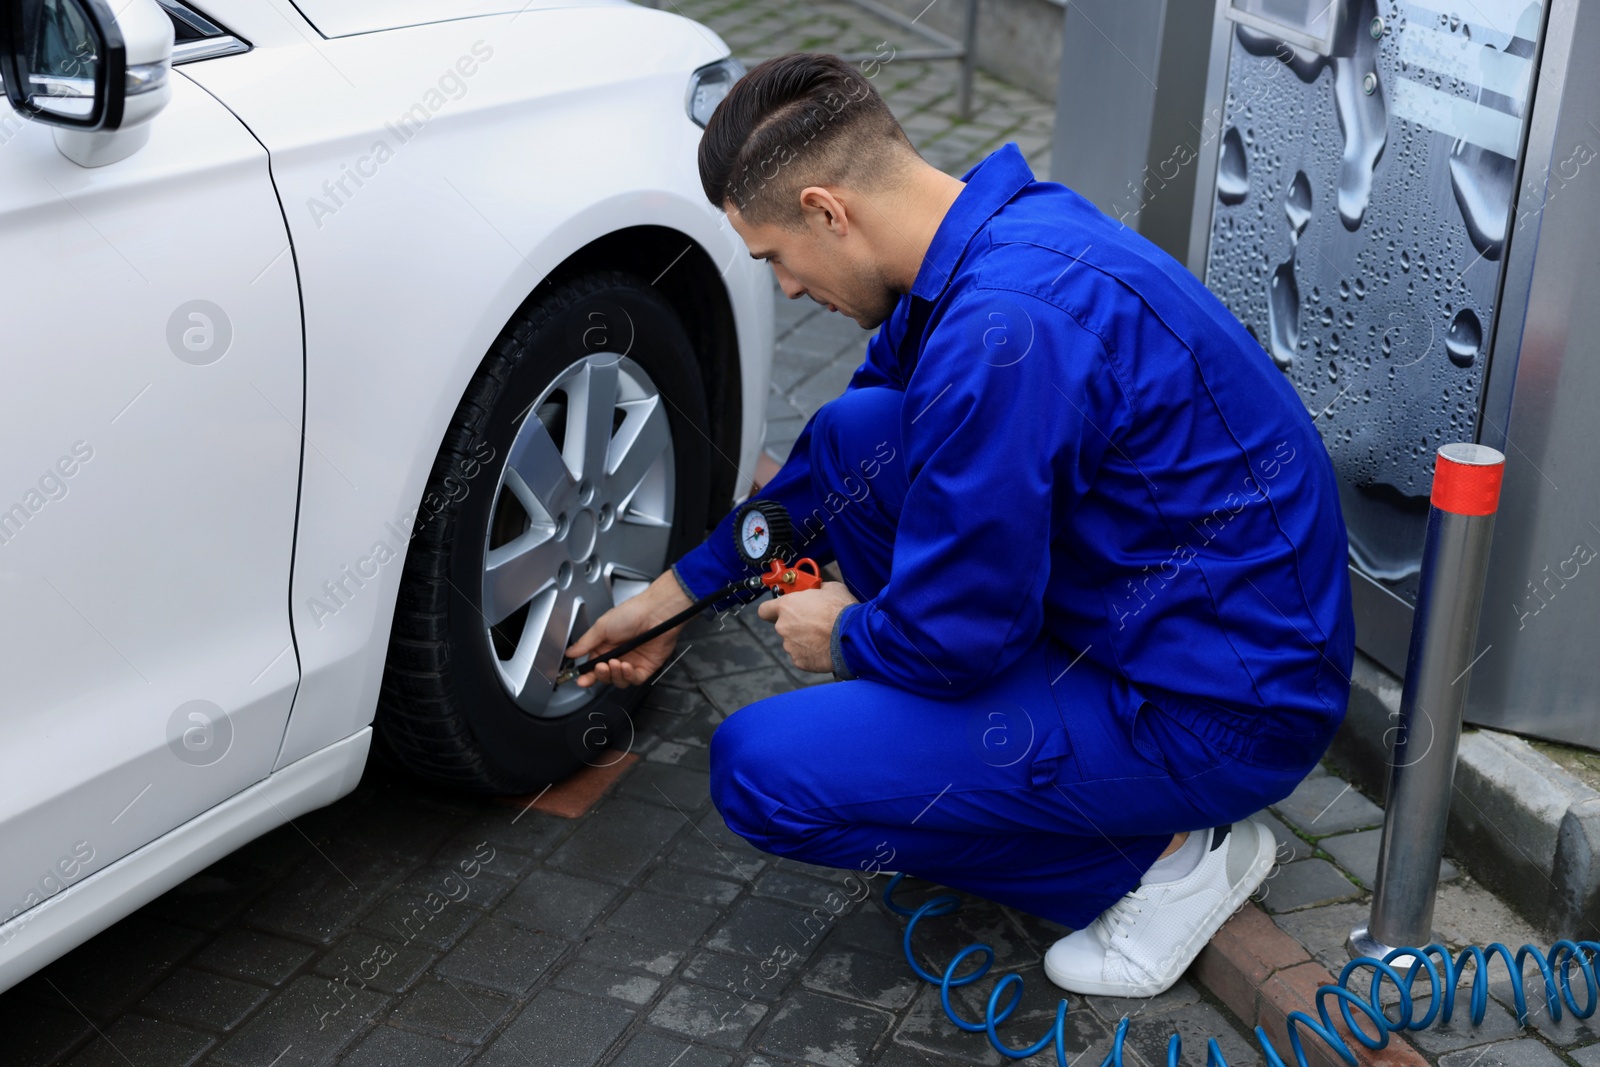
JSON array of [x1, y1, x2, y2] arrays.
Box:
[[1348, 443, 1505, 963]]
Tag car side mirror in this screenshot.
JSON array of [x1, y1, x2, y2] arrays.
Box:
[[0, 0, 172, 166]]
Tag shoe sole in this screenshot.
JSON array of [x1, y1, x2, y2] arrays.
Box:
[[1043, 823, 1278, 998]]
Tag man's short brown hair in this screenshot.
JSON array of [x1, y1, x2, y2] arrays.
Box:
[[698, 52, 916, 228]]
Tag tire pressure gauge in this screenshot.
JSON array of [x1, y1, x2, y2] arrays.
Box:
[[556, 498, 813, 686], [734, 499, 795, 567]]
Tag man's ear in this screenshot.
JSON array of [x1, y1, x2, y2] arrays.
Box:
[[798, 186, 850, 236]]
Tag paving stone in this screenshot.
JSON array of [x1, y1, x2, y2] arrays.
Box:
[[617, 761, 713, 812], [645, 683, 711, 715], [388, 977, 515, 1045], [664, 696, 735, 748], [1257, 859, 1365, 913], [645, 739, 714, 773], [243, 844, 403, 944], [336, 801, 463, 862], [311, 930, 436, 995], [801, 942, 922, 1009], [496, 868, 621, 938], [875, 1048, 980, 1067], [138, 967, 270, 1032], [360, 885, 483, 952], [605, 890, 722, 948], [647, 981, 767, 1049], [697, 807, 754, 848], [682, 948, 795, 1003], [680, 631, 782, 681], [190, 929, 316, 986], [758, 988, 895, 1066], [753, 868, 858, 910], [479, 988, 635, 1067], [63, 1013, 214, 1067], [576, 928, 686, 977], [340, 1024, 470, 1067], [1085, 977, 1202, 1026], [0, 995, 94, 1067], [700, 668, 796, 717], [433, 918, 566, 996], [210, 973, 387, 1066], [640, 865, 742, 907], [1405, 995, 1524, 1054], [29, 915, 206, 1022], [830, 906, 911, 957], [895, 983, 1027, 1066], [1319, 828, 1459, 890], [413, 863, 516, 910], [1572, 1044, 1600, 1067], [546, 798, 689, 885], [1438, 1039, 1571, 1067], [1490, 976, 1600, 1046], [706, 896, 835, 964], [1272, 778, 1385, 837], [1253, 809, 1315, 863], [227, 823, 315, 879], [1124, 1000, 1264, 1067], [445, 810, 569, 862], [141, 863, 266, 933], [668, 831, 768, 885], [609, 1030, 734, 1067], [901, 894, 1043, 976], [553, 959, 662, 1005]]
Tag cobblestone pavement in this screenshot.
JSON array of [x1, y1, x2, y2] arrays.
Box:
[[5, 4, 1588, 1067]]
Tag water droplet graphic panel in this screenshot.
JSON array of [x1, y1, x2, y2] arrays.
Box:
[[1206, 0, 1545, 603]]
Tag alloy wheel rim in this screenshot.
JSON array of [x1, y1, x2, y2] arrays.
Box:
[[481, 352, 676, 717]]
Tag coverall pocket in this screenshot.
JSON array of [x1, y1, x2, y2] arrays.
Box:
[[1027, 725, 1078, 788], [1130, 700, 1234, 783]]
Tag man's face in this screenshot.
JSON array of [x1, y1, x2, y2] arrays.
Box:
[[726, 195, 900, 330]]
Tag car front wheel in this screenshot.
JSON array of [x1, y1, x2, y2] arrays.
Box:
[[376, 270, 712, 792]]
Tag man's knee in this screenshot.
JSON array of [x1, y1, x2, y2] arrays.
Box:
[[808, 387, 903, 476], [708, 701, 786, 847], [801, 387, 905, 541]]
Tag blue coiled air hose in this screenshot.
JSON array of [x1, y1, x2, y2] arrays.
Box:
[[882, 873, 1600, 1067]]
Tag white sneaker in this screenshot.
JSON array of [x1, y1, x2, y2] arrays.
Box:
[[1043, 821, 1276, 997]]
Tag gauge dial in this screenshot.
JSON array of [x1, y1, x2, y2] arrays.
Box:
[[740, 509, 771, 562], [732, 499, 795, 567]]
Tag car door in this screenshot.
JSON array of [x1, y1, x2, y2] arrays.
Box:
[[0, 66, 303, 928]]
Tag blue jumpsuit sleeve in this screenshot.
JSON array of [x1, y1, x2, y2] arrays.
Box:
[[835, 289, 1129, 696], [670, 299, 911, 611]]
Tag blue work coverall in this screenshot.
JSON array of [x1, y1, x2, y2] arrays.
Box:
[[671, 142, 1355, 928]]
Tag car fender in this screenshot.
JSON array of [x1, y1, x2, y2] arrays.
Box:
[[181, 7, 771, 769]]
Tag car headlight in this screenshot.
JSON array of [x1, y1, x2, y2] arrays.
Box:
[[685, 57, 744, 128]]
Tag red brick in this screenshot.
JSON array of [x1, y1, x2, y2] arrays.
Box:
[[1255, 961, 1427, 1067], [495, 753, 640, 819], [1192, 903, 1311, 1022]]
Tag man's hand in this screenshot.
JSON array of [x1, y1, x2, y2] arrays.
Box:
[[758, 580, 859, 674], [564, 570, 694, 689]]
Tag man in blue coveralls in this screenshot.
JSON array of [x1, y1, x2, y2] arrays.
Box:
[[565, 53, 1355, 997]]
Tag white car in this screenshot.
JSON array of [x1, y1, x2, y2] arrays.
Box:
[[0, 0, 771, 993]]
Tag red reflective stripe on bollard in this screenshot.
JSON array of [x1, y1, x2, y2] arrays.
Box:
[[1430, 444, 1505, 516]]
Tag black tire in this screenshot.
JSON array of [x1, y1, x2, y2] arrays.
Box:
[[376, 271, 712, 793]]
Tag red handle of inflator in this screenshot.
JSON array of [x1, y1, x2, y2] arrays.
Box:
[[760, 558, 822, 594]]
